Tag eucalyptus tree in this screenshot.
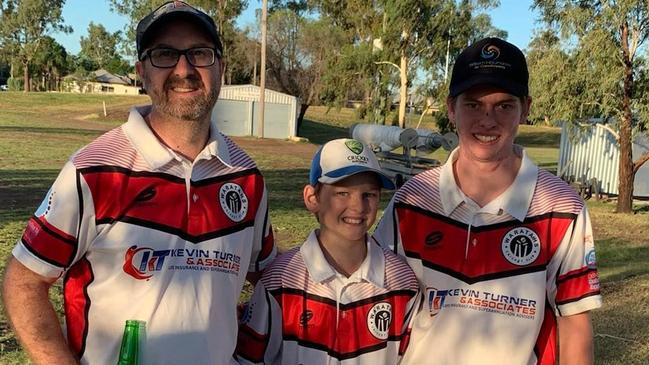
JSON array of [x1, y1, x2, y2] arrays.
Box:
[[0, 0, 71, 91], [533, 0, 649, 213]]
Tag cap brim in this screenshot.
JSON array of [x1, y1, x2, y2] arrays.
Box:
[[449, 75, 527, 98], [319, 165, 396, 190]]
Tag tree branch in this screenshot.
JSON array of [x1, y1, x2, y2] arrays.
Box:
[[633, 150, 649, 174], [374, 61, 401, 72]]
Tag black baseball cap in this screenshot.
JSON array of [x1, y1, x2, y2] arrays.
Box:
[[449, 37, 528, 98], [136, 1, 223, 60]]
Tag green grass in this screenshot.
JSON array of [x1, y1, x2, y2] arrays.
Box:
[[1, 94, 648, 364]]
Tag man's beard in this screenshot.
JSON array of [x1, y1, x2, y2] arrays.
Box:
[[147, 74, 219, 121]]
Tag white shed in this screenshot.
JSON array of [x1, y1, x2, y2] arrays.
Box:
[[211, 84, 299, 139]]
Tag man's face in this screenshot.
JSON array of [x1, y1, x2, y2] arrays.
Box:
[[136, 18, 223, 121], [447, 85, 531, 164]]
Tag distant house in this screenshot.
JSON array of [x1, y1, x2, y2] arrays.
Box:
[[62, 69, 141, 95]]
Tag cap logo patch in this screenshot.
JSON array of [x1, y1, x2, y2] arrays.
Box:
[[345, 140, 364, 155], [480, 44, 500, 60], [501, 227, 540, 266]]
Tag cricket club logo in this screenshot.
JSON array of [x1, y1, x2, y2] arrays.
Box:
[[501, 227, 541, 266], [345, 140, 364, 154], [367, 302, 392, 340], [219, 183, 248, 222]]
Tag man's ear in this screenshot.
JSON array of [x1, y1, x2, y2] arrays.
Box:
[[446, 96, 456, 127], [303, 184, 319, 214]]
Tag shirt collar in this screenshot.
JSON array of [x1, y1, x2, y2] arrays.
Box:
[[300, 230, 385, 288], [439, 146, 537, 221], [122, 106, 233, 169]]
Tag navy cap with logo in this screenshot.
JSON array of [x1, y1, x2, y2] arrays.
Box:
[[136, 1, 223, 61], [449, 37, 528, 98]]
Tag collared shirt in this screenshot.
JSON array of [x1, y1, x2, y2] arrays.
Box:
[[13, 106, 276, 365], [237, 230, 420, 365], [373, 146, 602, 365]]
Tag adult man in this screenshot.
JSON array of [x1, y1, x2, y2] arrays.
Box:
[[373, 37, 602, 365], [2, 2, 276, 364]]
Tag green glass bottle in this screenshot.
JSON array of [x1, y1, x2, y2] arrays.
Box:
[[116, 320, 146, 365]]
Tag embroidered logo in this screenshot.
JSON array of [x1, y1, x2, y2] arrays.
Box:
[[367, 302, 392, 340], [345, 140, 364, 154], [219, 183, 248, 222], [501, 227, 541, 266]]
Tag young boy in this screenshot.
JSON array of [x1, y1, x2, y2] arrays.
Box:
[[237, 138, 420, 365]]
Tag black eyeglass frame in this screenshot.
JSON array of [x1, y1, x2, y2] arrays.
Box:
[[141, 47, 221, 68]]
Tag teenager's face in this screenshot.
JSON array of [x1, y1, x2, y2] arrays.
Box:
[[448, 85, 531, 164], [136, 18, 223, 121], [304, 172, 381, 246]]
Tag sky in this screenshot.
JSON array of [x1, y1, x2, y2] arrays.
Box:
[[53, 0, 541, 56]]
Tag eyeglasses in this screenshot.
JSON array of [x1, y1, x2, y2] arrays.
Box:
[[142, 47, 220, 68]]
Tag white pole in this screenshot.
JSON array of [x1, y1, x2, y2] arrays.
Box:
[[103, 101, 107, 117], [259, 0, 268, 138]]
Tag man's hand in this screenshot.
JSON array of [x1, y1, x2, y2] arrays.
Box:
[[2, 257, 79, 365]]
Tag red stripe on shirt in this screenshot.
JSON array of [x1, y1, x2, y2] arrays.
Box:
[[396, 207, 573, 278], [534, 302, 557, 365], [21, 216, 77, 267], [258, 224, 275, 263], [556, 268, 600, 304], [83, 169, 264, 237], [237, 324, 268, 363], [276, 291, 411, 356], [64, 257, 94, 358]]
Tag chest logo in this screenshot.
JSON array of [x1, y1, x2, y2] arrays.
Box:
[[367, 302, 392, 340], [501, 227, 541, 266], [219, 183, 249, 222]]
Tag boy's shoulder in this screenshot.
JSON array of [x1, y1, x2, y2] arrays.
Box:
[[259, 246, 304, 289], [378, 244, 420, 292]]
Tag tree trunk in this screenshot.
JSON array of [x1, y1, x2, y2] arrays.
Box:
[[23, 61, 30, 92], [616, 26, 635, 213], [296, 103, 309, 135], [398, 50, 408, 128]]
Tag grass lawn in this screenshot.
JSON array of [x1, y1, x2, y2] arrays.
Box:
[[1, 93, 648, 364]]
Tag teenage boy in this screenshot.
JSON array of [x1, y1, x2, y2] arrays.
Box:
[[236, 138, 420, 365], [373, 37, 602, 365]]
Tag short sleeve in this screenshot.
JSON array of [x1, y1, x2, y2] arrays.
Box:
[[12, 161, 96, 278], [373, 199, 402, 254], [248, 184, 277, 273], [546, 206, 602, 316]]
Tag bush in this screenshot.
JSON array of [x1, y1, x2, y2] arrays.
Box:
[[7, 77, 23, 91], [354, 104, 368, 120]]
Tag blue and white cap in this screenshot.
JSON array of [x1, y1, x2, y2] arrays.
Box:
[[309, 138, 395, 190]]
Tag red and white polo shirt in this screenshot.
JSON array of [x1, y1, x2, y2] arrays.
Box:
[[236, 230, 420, 365], [372, 147, 602, 365], [13, 106, 276, 365]]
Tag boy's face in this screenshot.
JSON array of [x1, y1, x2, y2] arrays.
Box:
[[303, 172, 381, 246]]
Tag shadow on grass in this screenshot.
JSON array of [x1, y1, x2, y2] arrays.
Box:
[[0, 169, 59, 222], [596, 238, 649, 283], [515, 131, 561, 148], [0, 126, 104, 136], [299, 119, 348, 145]]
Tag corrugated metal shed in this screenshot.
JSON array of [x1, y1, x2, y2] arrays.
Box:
[[211, 85, 298, 139], [558, 123, 649, 198]]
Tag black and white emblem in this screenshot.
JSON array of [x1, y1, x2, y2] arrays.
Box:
[[367, 302, 392, 340], [219, 183, 248, 222], [501, 227, 541, 266]]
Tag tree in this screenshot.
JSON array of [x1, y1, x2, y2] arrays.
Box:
[[31, 36, 69, 91], [264, 8, 346, 131], [533, 0, 649, 213], [0, 0, 71, 92], [79, 22, 123, 70]]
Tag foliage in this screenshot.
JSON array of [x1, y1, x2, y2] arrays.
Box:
[[79, 22, 130, 75], [0, 0, 71, 91], [532, 0, 649, 213], [6, 76, 22, 91]]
